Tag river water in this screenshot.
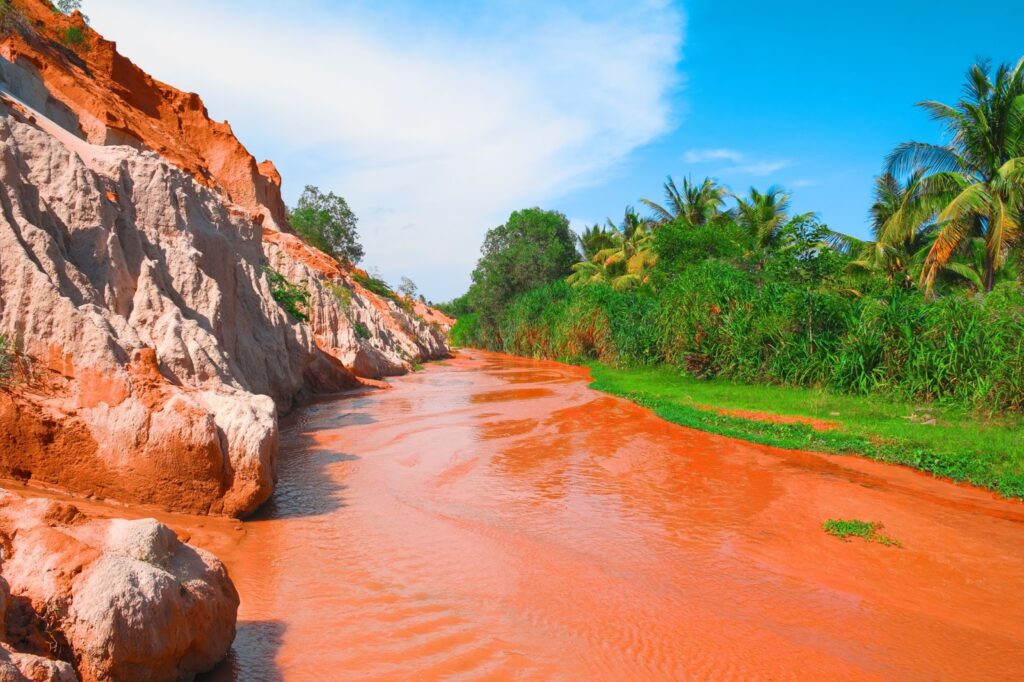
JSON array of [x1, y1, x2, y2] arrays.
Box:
[[202, 349, 1024, 680]]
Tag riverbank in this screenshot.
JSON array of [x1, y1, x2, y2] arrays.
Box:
[[587, 363, 1024, 498]]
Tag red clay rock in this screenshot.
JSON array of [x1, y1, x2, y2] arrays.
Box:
[[0, 0, 288, 231], [0, 493, 238, 682], [0, 85, 353, 516]]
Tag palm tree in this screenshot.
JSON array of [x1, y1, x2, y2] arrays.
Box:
[[568, 207, 657, 290], [578, 224, 617, 261], [641, 176, 727, 226], [943, 237, 1020, 291], [734, 186, 791, 247], [835, 171, 934, 284], [886, 58, 1024, 293]]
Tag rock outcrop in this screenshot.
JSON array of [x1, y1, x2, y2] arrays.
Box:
[[0, 1, 452, 378], [0, 88, 354, 517], [264, 233, 450, 377], [0, 492, 238, 681], [0, 3, 452, 679], [0, 1, 289, 231], [0, 2, 451, 517]]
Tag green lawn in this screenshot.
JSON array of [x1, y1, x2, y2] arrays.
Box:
[[587, 364, 1024, 499]]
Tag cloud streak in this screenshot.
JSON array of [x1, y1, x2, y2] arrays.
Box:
[[683, 147, 791, 177], [83, 0, 684, 299]]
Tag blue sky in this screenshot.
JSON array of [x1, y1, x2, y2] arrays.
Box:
[[84, 0, 1024, 301]]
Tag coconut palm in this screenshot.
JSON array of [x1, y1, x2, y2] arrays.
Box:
[[568, 207, 657, 290], [641, 176, 727, 226], [578, 224, 618, 261], [943, 237, 1021, 290], [835, 171, 935, 284], [734, 186, 792, 248], [886, 58, 1024, 293]]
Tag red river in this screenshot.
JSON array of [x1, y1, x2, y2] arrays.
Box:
[[197, 349, 1024, 680]]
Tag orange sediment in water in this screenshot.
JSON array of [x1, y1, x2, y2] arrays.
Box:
[[198, 350, 1024, 680]]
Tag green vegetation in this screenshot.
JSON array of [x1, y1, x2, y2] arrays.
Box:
[[466, 207, 578, 331], [53, 0, 84, 14], [351, 269, 414, 313], [353, 321, 372, 340], [288, 185, 364, 264], [586, 363, 1024, 497], [61, 25, 85, 47], [444, 57, 1024, 495], [263, 267, 310, 322], [0, 334, 13, 386], [823, 519, 901, 547], [325, 281, 352, 311]]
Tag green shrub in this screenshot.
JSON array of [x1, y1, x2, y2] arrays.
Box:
[[449, 313, 482, 347], [353, 321, 372, 340], [325, 281, 352, 311], [0, 334, 12, 386], [351, 270, 413, 312], [263, 267, 310, 322], [460, 265, 1024, 413]]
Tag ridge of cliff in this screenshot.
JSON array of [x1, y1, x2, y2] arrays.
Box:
[[0, 0, 453, 377]]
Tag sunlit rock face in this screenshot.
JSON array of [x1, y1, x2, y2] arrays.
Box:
[[0, 493, 238, 681], [0, 3, 450, 517], [0, 89, 356, 516]]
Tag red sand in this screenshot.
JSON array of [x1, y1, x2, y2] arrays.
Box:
[[195, 349, 1024, 680]]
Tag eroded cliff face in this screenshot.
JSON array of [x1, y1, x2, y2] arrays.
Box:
[[0, 0, 289, 231], [1, 0, 451, 376], [0, 2, 451, 518], [0, 89, 355, 517], [263, 233, 451, 377]]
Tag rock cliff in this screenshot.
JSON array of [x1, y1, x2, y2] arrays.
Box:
[[0, 2, 452, 679], [0, 1, 451, 517]]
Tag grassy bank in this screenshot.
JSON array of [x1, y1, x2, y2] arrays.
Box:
[[586, 363, 1024, 498]]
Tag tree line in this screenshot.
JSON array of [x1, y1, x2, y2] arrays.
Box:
[[444, 58, 1024, 412]]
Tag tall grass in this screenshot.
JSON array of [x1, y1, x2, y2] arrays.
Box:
[[451, 263, 1024, 413]]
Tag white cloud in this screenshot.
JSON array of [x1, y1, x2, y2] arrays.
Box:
[[726, 159, 792, 176], [82, 0, 684, 299], [683, 148, 743, 163], [684, 147, 791, 177]]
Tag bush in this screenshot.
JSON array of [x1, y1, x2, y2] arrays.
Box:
[[449, 313, 482, 347], [0, 334, 12, 386], [351, 270, 412, 313], [62, 25, 85, 46], [353, 322, 372, 340], [263, 267, 309, 322], [462, 265, 1024, 412], [325, 282, 352, 311]]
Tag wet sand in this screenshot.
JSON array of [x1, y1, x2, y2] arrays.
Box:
[[198, 349, 1024, 680]]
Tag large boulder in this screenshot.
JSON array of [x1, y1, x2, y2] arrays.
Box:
[[0, 493, 238, 682]]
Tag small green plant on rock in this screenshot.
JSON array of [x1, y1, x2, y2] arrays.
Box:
[[61, 25, 85, 46], [353, 321, 372, 340], [0, 334, 13, 386], [823, 519, 901, 547], [325, 282, 352, 311], [263, 267, 310, 322]]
